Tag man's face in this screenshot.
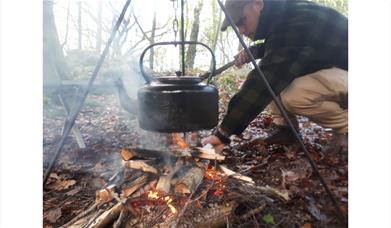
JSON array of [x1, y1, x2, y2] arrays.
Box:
[[236, 1, 262, 40]]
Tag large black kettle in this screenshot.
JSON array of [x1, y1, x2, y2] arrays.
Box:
[[137, 41, 218, 132]]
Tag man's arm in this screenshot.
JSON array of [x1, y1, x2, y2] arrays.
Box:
[[235, 43, 265, 67]]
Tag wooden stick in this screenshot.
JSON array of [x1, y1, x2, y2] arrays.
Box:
[[123, 160, 158, 174], [121, 175, 148, 198], [191, 147, 225, 160], [219, 165, 255, 184], [88, 202, 123, 228], [113, 209, 128, 228], [60, 202, 100, 228], [254, 185, 290, 201], [96, 185, 116, 204], [239, 203, 266, 221]]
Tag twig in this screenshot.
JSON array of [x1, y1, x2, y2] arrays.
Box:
[[239, 204, 266, 221], [113, 209, 128, 228], [172, 179, 204, 228], [60, 202, 100, 228]]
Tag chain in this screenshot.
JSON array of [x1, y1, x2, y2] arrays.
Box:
[[172, 0, 179, 44]]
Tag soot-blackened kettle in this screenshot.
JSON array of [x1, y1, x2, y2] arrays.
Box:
[[137, 41, 218, 132]]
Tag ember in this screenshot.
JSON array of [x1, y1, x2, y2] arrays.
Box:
[[204, 167, 226, 196]]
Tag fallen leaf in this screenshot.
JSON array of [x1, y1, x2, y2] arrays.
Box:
[[283, 170, 300, 182], [50, 179, 77, 191], [65, 186, 82, 196], [45, 208, 62, 223], [307, 201, 328, 221], [94, 162, 105, 169], [285, 151, 295, 159], [301, 223, 312, 228], [262, 213, 275, 224]]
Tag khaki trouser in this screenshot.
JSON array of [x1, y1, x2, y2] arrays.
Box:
[[267, 67, 348, 133]]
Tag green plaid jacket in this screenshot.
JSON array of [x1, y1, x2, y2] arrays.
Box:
[[220, 0, 348, 137]]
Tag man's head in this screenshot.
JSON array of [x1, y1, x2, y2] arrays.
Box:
[[220, 0, 263, 40]]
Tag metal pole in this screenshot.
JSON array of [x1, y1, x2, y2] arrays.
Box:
[[43, 0, 133, 186], [216, 0, 346, 224], [181, 0, 185, 75]]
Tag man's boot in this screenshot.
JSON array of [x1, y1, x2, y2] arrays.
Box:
[[239, 125, 298, 149], [264, 125, 298, 145], [323, 132, 348, 156]]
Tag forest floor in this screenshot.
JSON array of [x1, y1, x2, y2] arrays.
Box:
[[43, 72, 348, 228]]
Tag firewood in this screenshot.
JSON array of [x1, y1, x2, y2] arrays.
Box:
[[113, 209, 128, 228], [132, 179, 157, 197], [194, 202, 236, 228], [126, 147, 176, 160], [88, 202, 123, 228], [191, 147, 225, 160], [254, 185, 290, 201], [156, 160, 183, 193], [162, 201, 237, 228], [175, 167, 204, 194], [121, 148, 137, 161], [60, 202, 99, 228], [121, 175, 149, 197], [96, 185, 116, 203], [219, 165, 255, 184], [124, 160, 158, 174]]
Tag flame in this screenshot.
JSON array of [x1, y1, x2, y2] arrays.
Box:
[[148, 190, 177, 214], [172, 133, 189, 149]]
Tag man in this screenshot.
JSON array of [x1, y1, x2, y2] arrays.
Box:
[[202, 0, 348, 153]]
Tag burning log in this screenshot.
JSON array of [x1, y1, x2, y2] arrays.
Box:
[[121, 148, 137, 161], [156, 160, 183, 194], [131, 179, 158, 198], [121, 175, 149, 197], [123, 160, 158, 174], [175, 166, 204, 194]]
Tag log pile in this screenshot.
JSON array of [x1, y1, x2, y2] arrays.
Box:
[[63, 134, 285, 228]]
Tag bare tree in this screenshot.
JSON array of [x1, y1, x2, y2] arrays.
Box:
[[77, 1, 82, 50], [185, 0, 203, 69], [96, 1, 103, 52], [43, 0, 71, 90], [149, 8, 157, 69]]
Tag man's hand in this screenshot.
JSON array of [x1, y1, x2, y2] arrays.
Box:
[[234, 50, 251, 68], [201, 135, 225, 154]]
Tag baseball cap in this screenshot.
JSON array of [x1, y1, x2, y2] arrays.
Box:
[[220, 0, 252, 31]]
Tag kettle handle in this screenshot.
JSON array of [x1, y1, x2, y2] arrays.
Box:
[[139, 41, 216, 84]]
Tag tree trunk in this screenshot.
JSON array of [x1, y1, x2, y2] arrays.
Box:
[[61, 0, 70, 48], [95, 1, 102, 52], [149, 7, 157, 70], [43, 0, 71, 92], [78, 1, 82, 50], [185, 0, 203, 70], [210, 1, 222, 67]]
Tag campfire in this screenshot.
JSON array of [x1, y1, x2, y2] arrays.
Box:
[[62, 133, 289, 228]]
